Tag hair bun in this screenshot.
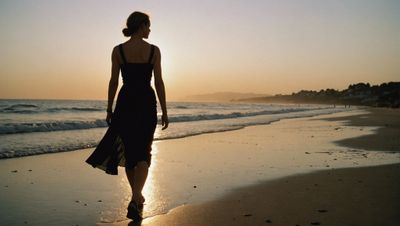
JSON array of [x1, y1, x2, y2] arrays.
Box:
[[122, 28, 132, 37]]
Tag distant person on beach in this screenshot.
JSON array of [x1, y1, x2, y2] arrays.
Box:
[[86, 11, 168, 223]]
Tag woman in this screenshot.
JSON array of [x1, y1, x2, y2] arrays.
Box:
[[86, 11, 168, 222]]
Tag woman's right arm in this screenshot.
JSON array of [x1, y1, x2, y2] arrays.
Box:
[[106, 47, 120, 125]]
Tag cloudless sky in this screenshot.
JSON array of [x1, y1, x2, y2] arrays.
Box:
[[0, 0, 399, 100]]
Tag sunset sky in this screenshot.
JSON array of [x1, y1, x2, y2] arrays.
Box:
[[0, 0, 399, 100]]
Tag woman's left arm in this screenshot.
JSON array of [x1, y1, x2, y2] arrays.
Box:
[[153, 46, 169, 130]]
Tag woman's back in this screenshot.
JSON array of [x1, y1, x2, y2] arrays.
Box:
[[119, 40, 154, 64], [118, 40, 155, 90]]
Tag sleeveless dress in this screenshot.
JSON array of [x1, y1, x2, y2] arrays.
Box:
[[86, 44, 157, 175]]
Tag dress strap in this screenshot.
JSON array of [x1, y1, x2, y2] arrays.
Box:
[[118, 44, 127, 65], [148, 45, 155, 64]]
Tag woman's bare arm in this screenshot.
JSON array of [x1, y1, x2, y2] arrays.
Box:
[[106, 47, 120, 125], [153, 46, 169, 129]]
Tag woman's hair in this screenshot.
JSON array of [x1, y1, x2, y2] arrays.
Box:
[[122, 11, 150, 37]]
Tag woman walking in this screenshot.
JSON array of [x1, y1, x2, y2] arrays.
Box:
[[86, 11, 169, 222]]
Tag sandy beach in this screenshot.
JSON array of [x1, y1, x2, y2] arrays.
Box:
[[0, 107, 399, 226]]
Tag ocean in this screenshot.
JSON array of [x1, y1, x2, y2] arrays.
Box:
[[0, 99, 346, 159]]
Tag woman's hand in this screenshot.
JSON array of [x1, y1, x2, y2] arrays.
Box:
[[106, 112, 112, 126], [161, 114, 169, 130]]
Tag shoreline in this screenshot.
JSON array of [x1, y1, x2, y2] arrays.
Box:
[[0, 108, 399, 225]]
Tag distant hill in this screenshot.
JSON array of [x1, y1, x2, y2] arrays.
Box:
[[181, 92, 270, 102], [236, 82, 400, 108]]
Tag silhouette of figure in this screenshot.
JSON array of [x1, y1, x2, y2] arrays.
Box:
[[86, 11, 168, 223]]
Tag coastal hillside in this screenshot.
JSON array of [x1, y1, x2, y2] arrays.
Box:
[[237, 82, 400, 108]]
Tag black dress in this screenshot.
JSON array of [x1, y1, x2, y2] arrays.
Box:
[[86, 44, 157, 175]]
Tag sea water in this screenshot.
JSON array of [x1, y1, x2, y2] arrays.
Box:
[[0, 99, 346, 158]]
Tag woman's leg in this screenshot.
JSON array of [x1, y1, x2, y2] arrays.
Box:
[[123, 120, 155, 205], [125, 161, 149, 204]]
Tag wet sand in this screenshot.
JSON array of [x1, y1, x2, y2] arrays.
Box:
[[0, 108, 399, 226]]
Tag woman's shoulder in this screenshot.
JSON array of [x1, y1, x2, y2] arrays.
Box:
[[147, 43, 160, 53], [113, 42, 126, 49], [142, 42, 160, 57], [111, 42, 130, 56], [112, 43, 123, 52], [143, 40, 159, 49]]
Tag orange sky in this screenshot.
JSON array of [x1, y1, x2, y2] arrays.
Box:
[[0, 0, 399, 100]]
